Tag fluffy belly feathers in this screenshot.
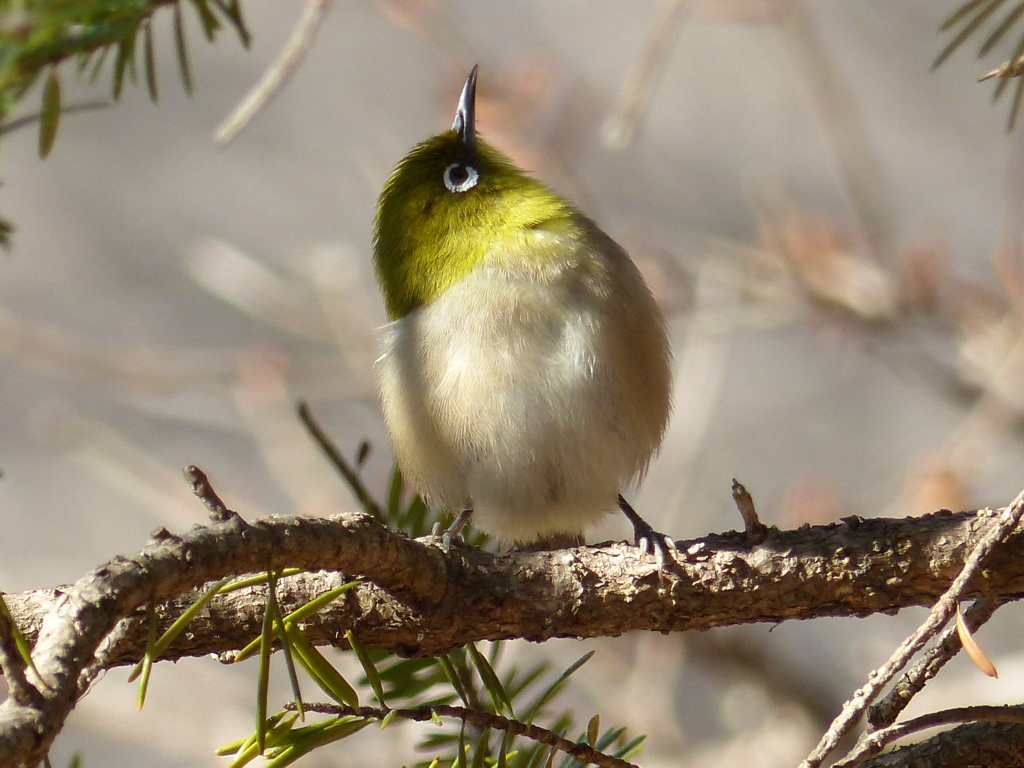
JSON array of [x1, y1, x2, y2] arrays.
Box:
[[376, 255, 671, 544]]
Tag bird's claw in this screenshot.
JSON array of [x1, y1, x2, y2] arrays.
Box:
[[430, 521, 462, 552], [434, 508, 473, 553], [636, 531, 677, 573], [441, 529, 464, 552], [618, 494, 676, 576]]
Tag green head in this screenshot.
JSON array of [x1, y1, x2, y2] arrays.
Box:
[[373, 66, 575, 319]]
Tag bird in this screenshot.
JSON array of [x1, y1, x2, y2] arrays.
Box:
[[372, 65, 674, 565]]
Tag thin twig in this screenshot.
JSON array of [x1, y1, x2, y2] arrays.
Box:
[[834, 705, 1024, 768], [602, 0, 691, 150], [799, 490, 1024, 768], [296, 401, 385, 521], [214, 0, 331, 145], [183, 465, 239, 522], [732, 479, 767, 545], [0, 101, 111, 136], [980, 59, 1024, 82], [780, 0, 895, 260], [290, 702, 639, 768], [868, 597, 1003, 729]]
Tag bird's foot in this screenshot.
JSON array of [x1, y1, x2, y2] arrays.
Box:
[[618, 494, 676, 574], [431, 507, 474, 552]]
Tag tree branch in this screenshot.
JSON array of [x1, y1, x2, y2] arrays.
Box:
[[801, 488, 1024, 768], [293, 702, 638, 768], [861, 721, 1024, 768], [838, 705, 1024, 768], [5, 507, 1024, 666], [867, 596, 1003, 728], [1, 500, 1024, 766]]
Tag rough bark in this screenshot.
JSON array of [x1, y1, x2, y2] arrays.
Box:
[[862, 722, 1024, 768], [0, 505, 1022, 766]]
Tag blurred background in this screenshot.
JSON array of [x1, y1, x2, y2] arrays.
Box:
[[3, 0, 1024, 765]]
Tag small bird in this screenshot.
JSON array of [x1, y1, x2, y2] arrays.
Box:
[[373, 66, 674, 562]]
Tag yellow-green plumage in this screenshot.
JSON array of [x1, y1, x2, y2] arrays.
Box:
[[374, 132, 574, 319], [372, 67, 672, 547]]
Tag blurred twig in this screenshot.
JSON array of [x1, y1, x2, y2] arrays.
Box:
[[779, 0, 895, 261], [297, 400, 385, 521], [215, 0, 332, 145], [0, 100, 110, 136], [603, 0, 691, 150]]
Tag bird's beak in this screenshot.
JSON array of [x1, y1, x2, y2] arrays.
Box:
[[452, 65, 478, 149]]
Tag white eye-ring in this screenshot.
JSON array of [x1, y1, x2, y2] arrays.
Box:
[[443, 162, 479, 193]]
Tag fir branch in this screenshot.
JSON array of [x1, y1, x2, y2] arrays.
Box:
[[0, 1, 251, 143], [935, 0, 1024, 128], [290, 702, 638, 768]]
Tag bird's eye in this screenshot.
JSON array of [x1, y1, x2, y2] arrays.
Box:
[[443, 162, 479, 193]]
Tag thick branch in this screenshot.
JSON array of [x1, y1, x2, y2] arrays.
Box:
[[1, 505, 1023, 765], [6, 508, 1024, 664], [0, 509, 436, 766]]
